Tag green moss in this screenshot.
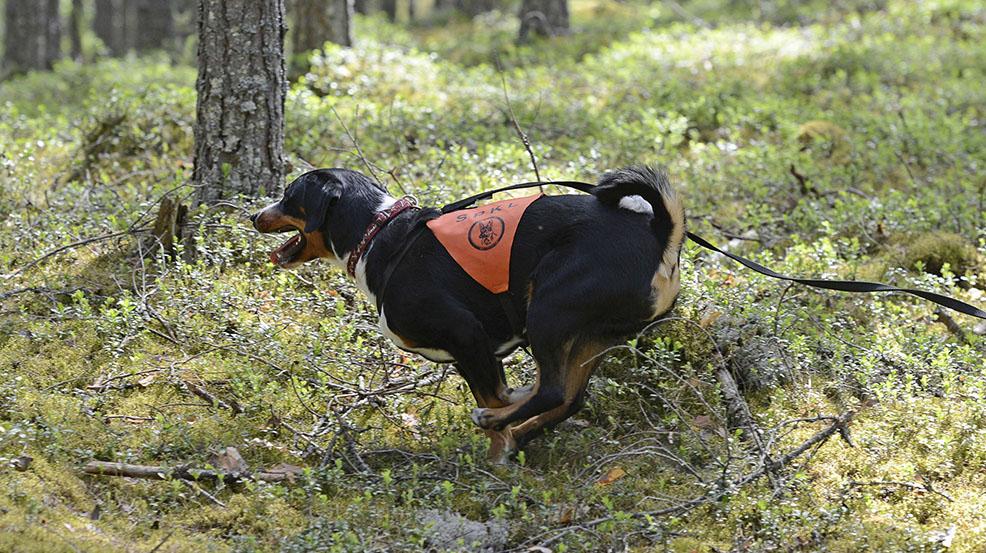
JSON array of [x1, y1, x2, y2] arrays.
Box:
[[898, 231, 980, 276]]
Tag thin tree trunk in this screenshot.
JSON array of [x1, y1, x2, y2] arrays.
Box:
[[326, 0, 355, 46], [381, 0, 397, 22], [94, 0, 121, 55], [455, 0, 495, 17], [193, 0, 287, 203], [292, 0, 352, 55], [70, 0, 84, 61], [518, 0, 569, 42], [136, 0, 174, 52], [4, 0, 61, 73], [43, 0, 62, 69]]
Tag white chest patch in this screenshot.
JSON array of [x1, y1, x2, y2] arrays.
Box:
[[379, 309, 455, 363], [618, 195, 654, 215], [354, 251, 376, 307]]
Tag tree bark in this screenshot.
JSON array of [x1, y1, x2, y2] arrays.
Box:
[[4, 0, 61, 73], [135, 0, 175, 52], [43, 0, 61, 68], [70, 0, 84, 61], [292, 0, 352, 55], [518, 0, 569, 42], [380, 0, 397, 22], [94, 0, 121, 55], [193, 0, 287, 203], [455, 0, 495, 17]]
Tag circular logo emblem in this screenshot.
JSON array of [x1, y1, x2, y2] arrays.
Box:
[[468, 217, 505, 251]]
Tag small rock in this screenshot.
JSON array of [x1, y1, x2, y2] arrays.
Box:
[[209, 447, 248, 474], [418, 509, 508, 553], [12, 455, 32, 471]]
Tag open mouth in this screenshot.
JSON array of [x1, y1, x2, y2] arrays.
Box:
[[269, 232, 307, 266]]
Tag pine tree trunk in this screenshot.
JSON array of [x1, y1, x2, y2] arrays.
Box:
[[135, 0, 175, 52], [518, 0, 568, 42], [4, 0, 61, 73], [70, 0, 84, 61], [292, 0, 352, 55], [193, 0, 287, 203], [43, 0, 61, 69], [94, 0, 121, 55], [326, 0, 355, 46], [380, 0, 397, 22], [455, 0, 495, 17]]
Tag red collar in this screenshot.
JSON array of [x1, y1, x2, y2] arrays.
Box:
[[347, 196, 418, 277]]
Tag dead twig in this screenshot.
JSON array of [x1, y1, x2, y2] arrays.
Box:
[[531, 410, 856, 549], [848, 479, 954, 503], [497, 67, 542, 188], [934, 307, 969, 344], [81, 461, 298, 485], [331, 105, 384, 188], [3, 227, 151, 280], [180, 380, 242, 415], [147, 530, 175, 553]]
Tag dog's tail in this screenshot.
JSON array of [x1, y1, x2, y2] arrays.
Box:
[[591, 165, 686, 272]]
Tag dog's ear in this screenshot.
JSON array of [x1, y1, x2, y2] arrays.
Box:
[[304, 184, 342, 233]]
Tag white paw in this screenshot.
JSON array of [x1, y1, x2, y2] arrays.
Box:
[[471, 408, 488, 427]]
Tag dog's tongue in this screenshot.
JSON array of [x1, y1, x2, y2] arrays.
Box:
[[269, 234, 302, 265]]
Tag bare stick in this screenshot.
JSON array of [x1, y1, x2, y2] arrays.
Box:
[[181, 381, 243, 414], [533, 410, 855, 549], [934, 307, 969, 344], [82, 461, 298, 484], [3, 228, 150, 280], [848, 479, 953, 503], [331, 105, 384, 188], [148, 530, 175, 553], [715, 365, 782, 491], [498, 68, 542, 187]]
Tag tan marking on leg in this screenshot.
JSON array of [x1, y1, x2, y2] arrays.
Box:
[[471, 339, 577, 429], [509, 340, 608, 444], [473, 393, 516, 463]]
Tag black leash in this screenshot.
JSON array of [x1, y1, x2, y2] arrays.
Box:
[[686, 231, 986, 319], [435, 179, 986, 320]]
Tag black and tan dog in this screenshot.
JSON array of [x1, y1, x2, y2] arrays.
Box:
[[250, 166, 685, 462]]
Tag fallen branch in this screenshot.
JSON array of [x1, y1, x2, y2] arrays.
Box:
[[181, 380, 242, 415], [715, 365, 782, 491], [532, 409, 856, 549], [81, 460, 300, 485], [3, 227, 150, 280], [934, 307, 969, 344], [848, 479, 953, 502]]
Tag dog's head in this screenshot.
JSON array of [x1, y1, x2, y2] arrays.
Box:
[[250, 168, 389, 269]]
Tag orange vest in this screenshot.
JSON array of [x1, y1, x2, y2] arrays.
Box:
[[426, 194, 542, 294]]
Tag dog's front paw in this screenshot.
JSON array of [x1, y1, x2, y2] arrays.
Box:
[[471, 407, 496, 429]]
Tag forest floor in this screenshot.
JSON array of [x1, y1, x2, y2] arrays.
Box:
[[1, 1, 985, 551]]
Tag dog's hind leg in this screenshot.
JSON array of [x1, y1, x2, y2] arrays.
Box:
[[469, 287, 603, 431], [507, 338, 608, 448]]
